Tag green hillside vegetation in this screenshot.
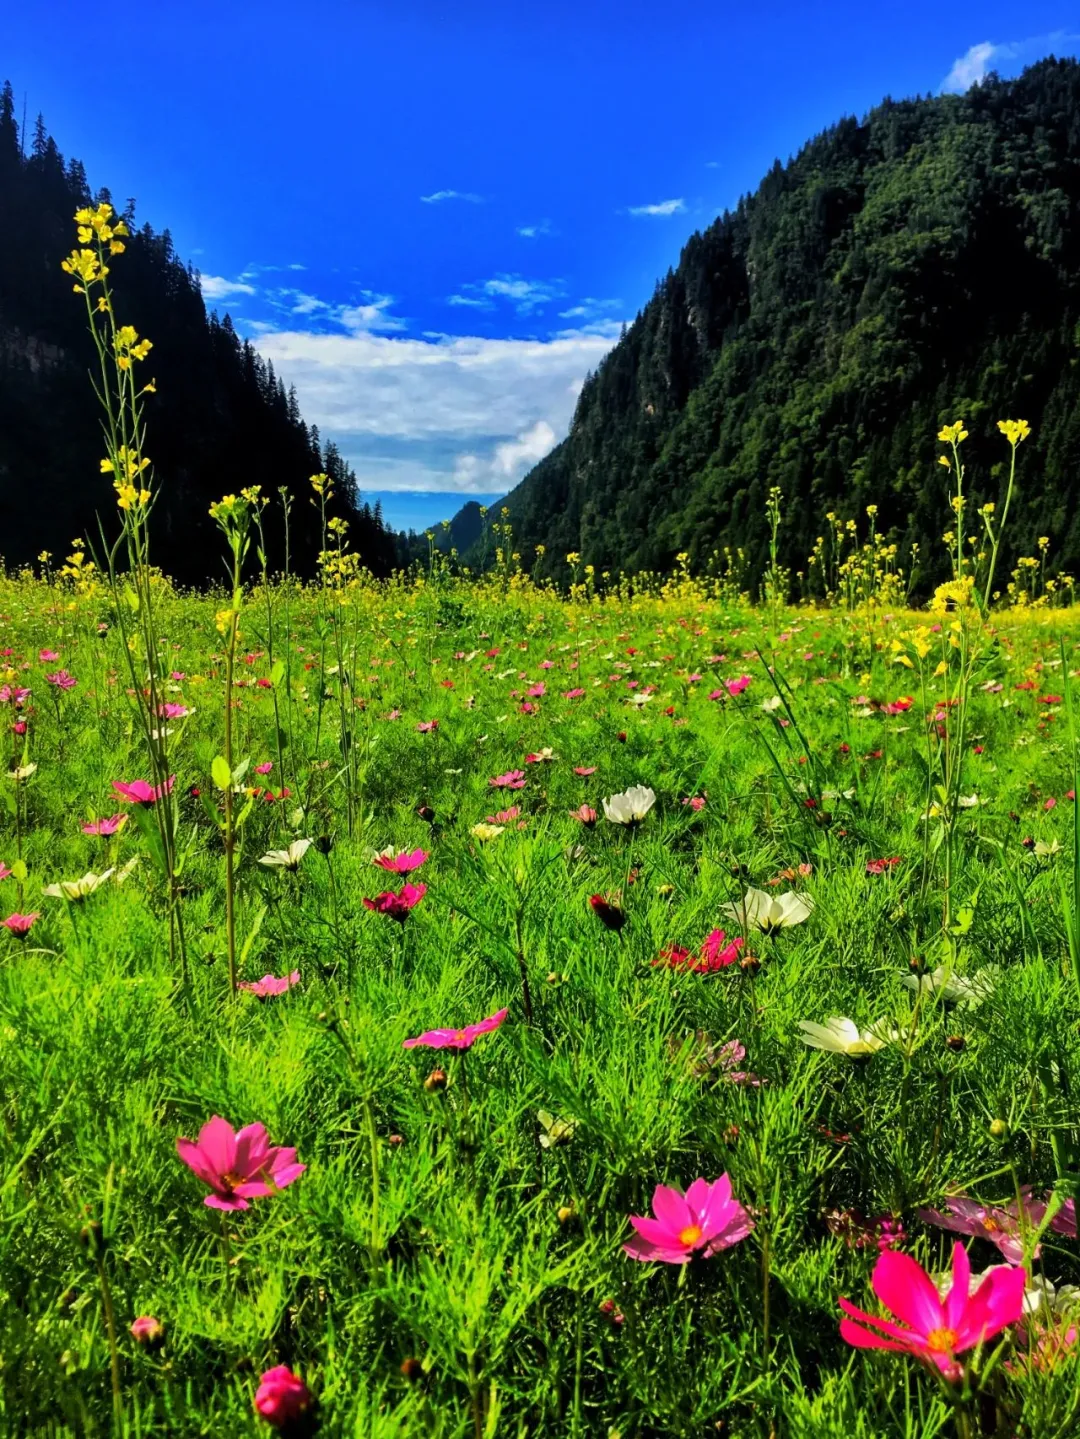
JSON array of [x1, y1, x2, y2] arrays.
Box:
[[500, 58, 1080, 595]]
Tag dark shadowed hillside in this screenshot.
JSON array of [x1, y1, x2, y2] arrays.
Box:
[[501, 59, 1080, 591], [0, 85, 397, 581]]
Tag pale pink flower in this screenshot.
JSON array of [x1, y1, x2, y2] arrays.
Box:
[[403, 1006, 508, 1051], [624, 1175, 753, 1263], [175, 1116, 305, 1210], [82, 814, 127, 837], [39, 649, 59, 662], [417, 719, 439, 733], [2, 912, 38, 936], [489, 770, 526, 789], [238, 971, 301, 997]]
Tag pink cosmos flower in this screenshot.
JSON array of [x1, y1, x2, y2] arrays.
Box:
[[826, 1209, 906, 1252], [112, 776, 176, 805], [624, 1174, 753, 1263], [45, 670, 77, 691], [527, 682, 546, 698], [564, 689, 586, 700], [156, 702, 189, 719], [403, 1006, 508, 1051], [130, 1315, 164, 1345], [238, 971, 301, 997], [918, 1193, 1061, 1264], [570, 804, 598, 826], [2, 912, 38, 936], [654, 928, 743, 973], [254, 1365, 313, 1428], [175, 1116, 306, 1211], [254, 761, 274, 775], [39, 649, 59, 662], [417, 719, 439, 733], [0, 863, 10, 881], [681, 796, 706, 812], [486, 807, 521, 824], [363, 882, 427, 921], [839, 1241, 1026, 1379], [489, 770, 526, 789], [866, 857, 902, 875], [714, 1039, 762, 1085], [372, 848, 430, 874], [573, 765, 596, 775], [726, 675, 752, 698], [82, 814, 127, 837]]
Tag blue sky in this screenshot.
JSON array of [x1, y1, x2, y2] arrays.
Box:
[[3, 3, 1078, 531]]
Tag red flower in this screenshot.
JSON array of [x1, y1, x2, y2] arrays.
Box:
[[590, 894, 626, 931]]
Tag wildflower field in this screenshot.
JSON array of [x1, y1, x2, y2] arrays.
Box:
[[6, 556, 1080, 1439], [7, 200, 1080, 1439]]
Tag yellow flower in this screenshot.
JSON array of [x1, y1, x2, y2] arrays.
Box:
[[937, 421, 968, 444], [865, 504, 878, 517], [997, 418, 1031, 446]]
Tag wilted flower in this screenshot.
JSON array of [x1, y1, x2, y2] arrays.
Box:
[[258, 839, 313, 871], [175, 1116, 305, 1211], [623, 1175, 753, 1264], [723, 888, 813, 932], [403, 1006, 508, 1051], [602, 785, 656, 824]]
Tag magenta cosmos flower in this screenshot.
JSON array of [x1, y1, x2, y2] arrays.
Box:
[[82, 814, 127, 837], [372, 848, 429, 874], [839, 1241, 1026, 1379], [254, 1365, 313, 1428], [363, 881, 426, 921], [45, 670, 77, 691], [130, 1315, 164, 1345], [919, 1191, 1072, 1264], [238, 970, 301, 997], [2, 912, 38, 936], [403, 1006, 508, 1051], [489, 770, 526, 789], [112, 776, 175, 805], [175, 1116, 305, 1211], [624, 1175, 753, 1263], [0, 862, 10, 881]]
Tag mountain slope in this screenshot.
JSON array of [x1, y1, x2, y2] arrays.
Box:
[[0, 86, 397, 581], [502, 59, 1080, 590]]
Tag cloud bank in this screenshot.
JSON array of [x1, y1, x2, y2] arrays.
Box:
[[941, 31, 1079, 92]]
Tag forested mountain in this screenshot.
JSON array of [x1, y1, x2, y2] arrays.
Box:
[[502, 58, 1080, 591], [0, 84, 397, 582]]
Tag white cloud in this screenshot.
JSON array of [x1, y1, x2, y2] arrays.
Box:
[[480, 274, 562, 314], [517, 220, 553, 238], [336, 295, 406, 333], [421, 189, 484, 204], [249, 322, 619, 495], [453, 421, 557, 491], [558, 297, 622, 320], [200, 274, 258, 301], [627, 198, 685, 217], [447, 294, 494, 310], [941, 31, 1080, 92]]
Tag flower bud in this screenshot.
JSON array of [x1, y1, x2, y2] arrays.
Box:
[[79, 1221, 105, 1256], [946, 1034, 966, 1052], [130, 1315, 164, 1347], [400, 1356, 424, 1383], [989, 1118, 1008, 1140], [424, 1067, 448, 1092], [254, 1365, 312, 1429]]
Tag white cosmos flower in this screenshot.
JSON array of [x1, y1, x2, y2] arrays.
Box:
[[902, 965, 997, 1007], [258, 838, 313, 871], [470, 823, 504, 842], [8, 763, 37, 782], [722, 887, 813, 932], [1035, 838, 1062, 857], [957, 794, 981, 808], [761, 695, 783, 712], [602, 786, 656, 824], [798, 1016, 890, 1056], [43, 869, 116, 901]]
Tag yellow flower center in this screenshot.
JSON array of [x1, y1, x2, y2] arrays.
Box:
[[679, 1224, 703, 1247], [926, 1327, 958, 1354], [981, 1217, 999, 1232]]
